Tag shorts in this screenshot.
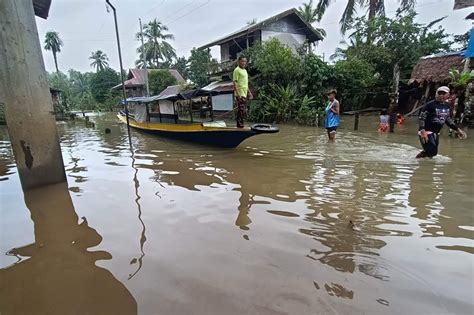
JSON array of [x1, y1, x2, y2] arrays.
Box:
[[326, 126, 337, 135], [418, 132, 439, 157], [378, 123, 388, 132]]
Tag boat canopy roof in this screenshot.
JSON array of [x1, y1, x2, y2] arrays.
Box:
[[124, 88, 217, 104]]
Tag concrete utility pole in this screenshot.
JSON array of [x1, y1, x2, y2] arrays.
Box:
[[139, 18, 150, 97], [0, 0, 66, 189]]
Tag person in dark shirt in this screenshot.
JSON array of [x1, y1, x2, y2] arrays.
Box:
[[416, 86, 466, 158]]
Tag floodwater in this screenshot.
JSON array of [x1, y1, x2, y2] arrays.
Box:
[[1, 113, 473, 315]]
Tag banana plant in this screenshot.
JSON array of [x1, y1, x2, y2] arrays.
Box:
[[449, 69, 474, 92]]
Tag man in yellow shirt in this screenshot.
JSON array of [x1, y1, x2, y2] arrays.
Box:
[[233, 56, 253, 128]]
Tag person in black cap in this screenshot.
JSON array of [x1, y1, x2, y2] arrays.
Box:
[[416, 86, 466, 158]]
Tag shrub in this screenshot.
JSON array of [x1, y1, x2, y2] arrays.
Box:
[[149, 69, 177, 95], [259, 84, 299, 123]]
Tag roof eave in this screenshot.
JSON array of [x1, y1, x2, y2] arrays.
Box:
[[199, 8, 323, 49]]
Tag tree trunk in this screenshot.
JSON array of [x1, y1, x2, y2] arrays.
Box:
[[368, 0, 377, 19], [53, 50, 59, 73]]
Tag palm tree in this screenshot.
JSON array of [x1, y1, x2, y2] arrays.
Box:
[[297, 1, 326, 40], [298, 0, 318, 24], [89, 50, 109, 72], [136, 19, 175, 68], [44, 31, 63, 73], [315, 0, 416, 33]]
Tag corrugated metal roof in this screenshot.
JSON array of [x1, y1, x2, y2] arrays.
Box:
[[199, 8, 323, 49], [113, 69, 184, 90], [202, 81, 234, 93]]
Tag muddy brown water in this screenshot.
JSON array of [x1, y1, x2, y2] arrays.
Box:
[[0, 113, 473, 314]]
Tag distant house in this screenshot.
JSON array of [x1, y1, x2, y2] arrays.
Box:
[[200, 8, 323, 62], [112, 69, 184, 98], [199, 8, 323, 78]]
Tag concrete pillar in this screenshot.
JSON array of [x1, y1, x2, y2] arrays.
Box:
[[0, 0, 66, 189]]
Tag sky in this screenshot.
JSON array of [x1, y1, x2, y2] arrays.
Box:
[[35, 0, 473, 74]]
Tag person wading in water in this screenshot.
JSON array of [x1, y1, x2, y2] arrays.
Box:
[[233, 56, 253, 128], [325, 89, 340, 142], [417, 86, 466, 158]]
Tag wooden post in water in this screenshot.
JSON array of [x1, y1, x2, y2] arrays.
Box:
[[389, 62, 400, 133], [0, 0, 66, 189], [354, 113, 360, 130]]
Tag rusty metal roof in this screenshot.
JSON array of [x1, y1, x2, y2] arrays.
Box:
[[112, 69, 184, 90]]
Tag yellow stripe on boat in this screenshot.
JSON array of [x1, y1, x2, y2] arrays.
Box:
[[117, 114, 251, 133]]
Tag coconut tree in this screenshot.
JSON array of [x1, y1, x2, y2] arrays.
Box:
[[89, 50, 109, 72], [297, 1, 326, 40], [315, 0, 416, 33], [44, 31, 63, 73], [136, 19, 175, 68], [298, 0, 319, 23]]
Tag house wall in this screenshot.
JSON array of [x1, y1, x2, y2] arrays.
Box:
[[262, 15, 307, 34], [218, 16, 309, 61], [212, 93, 233, 111], [221, 42, 230, 61], [261, 30, 306, 53]]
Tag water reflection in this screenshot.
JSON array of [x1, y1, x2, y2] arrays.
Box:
[[128, 152, 147, 279], [409, 162, 474, 253], [0, 183, 137, 314]]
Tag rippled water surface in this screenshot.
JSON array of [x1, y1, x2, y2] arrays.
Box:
[[1, 114, 473, 314]]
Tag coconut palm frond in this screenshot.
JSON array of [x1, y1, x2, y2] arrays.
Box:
[[315, 0, 333, 22], [340, 0, 357, 33], [399, 0, 415, 12]]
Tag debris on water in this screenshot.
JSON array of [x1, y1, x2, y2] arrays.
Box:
[[348, 220, 355, 229], [376, 298, 389, 306], [313, 281, 320, 290]]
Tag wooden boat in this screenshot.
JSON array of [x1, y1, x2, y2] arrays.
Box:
[[118, 88, 278, 148]]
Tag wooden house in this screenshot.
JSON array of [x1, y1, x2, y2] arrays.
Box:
[[199, 8, 324, 78]]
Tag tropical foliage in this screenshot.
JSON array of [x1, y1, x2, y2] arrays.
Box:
[[148, 70, 178, 95], [48, 68, 120, 112], [449, 69, 474, 92], [315, 0, 416, 33], [89, 68, 120, 104], [89, 50, 109, 72], [297, 0, 326, 38], [172, 57, 189, 80], [245, 39, 326, 123], [44, 31, 63, 73], [136, 19, 176, 68], [187, 48, 218, 87], [337, 11, 451, 87]]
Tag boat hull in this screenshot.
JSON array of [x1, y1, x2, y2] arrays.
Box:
[[117, 115, 258, 148]]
